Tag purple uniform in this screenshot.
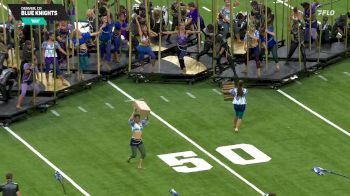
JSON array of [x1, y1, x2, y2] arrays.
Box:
[[177, 32, 187, 70], [303, 2, 319, 28], [42, 41, 62, 75], [189, 9, 205, 31], [304, 2, 319, 40], [20, 63, 40, 97]]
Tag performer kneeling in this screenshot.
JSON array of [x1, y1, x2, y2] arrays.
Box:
[[16, 57, 41, 109], [259, 26, 280, 71], [244, 25, 261, 77], [162, 22, 200, 74], [127, 107, 149, 169], [135, 16, 158, 72]]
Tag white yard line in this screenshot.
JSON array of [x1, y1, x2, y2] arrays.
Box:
[[277, 89, 350, 137], [125, 98, 144, 102], [0, 3, 8, 10], [2, 127, 90, 196], [295, 80, 302, 85], [343, 72, 350, 77], [107, 81, 265, 195], [105, 102, 115, 109], [78, 106, 88, 113], [212, 89, 222, 95], [160, 96, 170, 102], [186, 92, 196, 99], [276, 0, 294, 9], [50, 110, 60, 117], [202, 6, 211, 12], [135, 0, 141, 4], [318, 75, 328, 81]]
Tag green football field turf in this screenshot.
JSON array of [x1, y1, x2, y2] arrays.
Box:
[[1, 58, 349, 195]]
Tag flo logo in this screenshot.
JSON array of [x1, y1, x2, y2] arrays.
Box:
[[317, 10, 335, 16]]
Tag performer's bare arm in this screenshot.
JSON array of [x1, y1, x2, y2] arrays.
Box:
[[267, 30, 275, 37], [161, 31, 178, 35], [186, 30, 201, 35]]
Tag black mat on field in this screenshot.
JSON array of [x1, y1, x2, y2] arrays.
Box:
[[216, 60, 318, 81], [61, 53, 131, 75], [0, 96, 54, 119], [277, 42, 349, 62]]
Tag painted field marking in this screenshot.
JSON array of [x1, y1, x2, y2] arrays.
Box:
[[2, 126, 90, 196], [125, 98, 144, 102], [276, 0, 293, 9], [50, 110, 60, 117], [277, 89, 350, 137], [0, 2, 8, 10], [343, 72, 350, 77], [160, 96, 170, 102], [212, 89, 222, 95], [318, 75, 328, 81], [186, 92, 196, 99], [105, 103, 115, 109], [135, 0, 141, 4], [295, 80, 302, 85], [202, 6, 211, 12], [107, 81, 265, 195], [78, 106, 88, 113]]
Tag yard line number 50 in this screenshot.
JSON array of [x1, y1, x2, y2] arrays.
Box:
[[158, 144, 271, 173]]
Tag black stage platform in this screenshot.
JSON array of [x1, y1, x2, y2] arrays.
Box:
[[0, 96, 55, 125], [276, 42, 350, 62], [61, 53, 132, 77], [12, 72, 98, 97], [213, 60, 318, 87], [129, 55, 213, 83]]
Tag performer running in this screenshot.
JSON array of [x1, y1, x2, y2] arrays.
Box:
[[135, 15, 158, 72], [196, 24, 214, 61], [16, 57, 41, 109], [229, 80, 247, 133], [41, 32, 68, 86], [301, 1, 319, 48], [127, 106, 149, 169], [216, 34, 238, 77], [285, 20, 307, 70], [244, 25, 261, 77], [260, 26, 280, 71], [161, 22, 200, 73]]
